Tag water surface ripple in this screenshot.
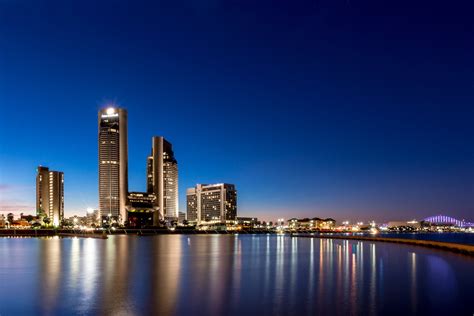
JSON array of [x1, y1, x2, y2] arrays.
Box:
[[0, 235, 473, 315]]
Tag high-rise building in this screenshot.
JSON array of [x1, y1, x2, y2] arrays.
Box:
[[98, 107, 128, 224], [36, 166, 64, 226], [148, 136, 178, 225], [186, 183, 237, 224]]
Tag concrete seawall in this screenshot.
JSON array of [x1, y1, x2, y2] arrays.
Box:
[[293, 234, 474, 256]]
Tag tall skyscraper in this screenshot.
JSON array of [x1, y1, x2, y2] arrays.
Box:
[[36, 166, 64, 226], [186, 183, 237, 224], [148, 136, 178, 225], [98, 107, 128, 224]]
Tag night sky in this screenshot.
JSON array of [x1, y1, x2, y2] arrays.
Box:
[[1, 0, 473, 222]]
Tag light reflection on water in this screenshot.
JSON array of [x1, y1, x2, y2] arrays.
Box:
[[0, 235, 473, 315]]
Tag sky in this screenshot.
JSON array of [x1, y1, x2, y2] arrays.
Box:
[[0, 0, 474, 223]]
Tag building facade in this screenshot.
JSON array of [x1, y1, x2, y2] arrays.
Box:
[[186, 188, 198, 222], [85, 209, 100, 227], [178, 211, 186, 224], [36, 166, 64, 226], [287, 217, 336, 230], [126, 192, 157, 227], [98, 107, 128, 224], [237, 217, 258, 228], [186, 183, 237, 224], [148, 136, 178, 225]]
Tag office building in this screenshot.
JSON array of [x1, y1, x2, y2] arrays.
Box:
[[148, 136, 178, 225], [36, 166, 64, 226], [186, 183, 237, 224], [98, 107, 128, 224]]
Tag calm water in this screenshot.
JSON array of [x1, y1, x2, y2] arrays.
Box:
[[0, 235, 473, 315], [377, 232, 474, 245]]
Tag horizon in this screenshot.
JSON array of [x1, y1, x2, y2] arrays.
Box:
[[1, 0, 474, 223]]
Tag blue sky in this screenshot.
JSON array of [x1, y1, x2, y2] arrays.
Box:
[[1, 0, 474, 222]]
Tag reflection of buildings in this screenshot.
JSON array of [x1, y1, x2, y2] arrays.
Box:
[[100, 235, 133, 314], [36, 166, 64, 226], [186, 183, 237, 224], [148, 136, 179, 225], [98, 107, 128, 224], [147, 236, 182, 313], [38, 238, 62, 313]]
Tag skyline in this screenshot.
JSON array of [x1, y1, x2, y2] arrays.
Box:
[[1, 0, 474, 222]]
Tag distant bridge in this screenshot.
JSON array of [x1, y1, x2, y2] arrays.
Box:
[[423, 215, 474, 227]]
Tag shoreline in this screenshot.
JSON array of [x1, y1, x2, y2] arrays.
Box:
[[292, 233, 474, 256], [0, 228, 274, 238]]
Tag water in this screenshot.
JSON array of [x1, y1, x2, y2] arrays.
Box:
[[0, 235, 473, 315], [377, 232, 474, 245]]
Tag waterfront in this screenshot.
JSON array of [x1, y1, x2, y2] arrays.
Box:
[[1, 235, 473, 315]]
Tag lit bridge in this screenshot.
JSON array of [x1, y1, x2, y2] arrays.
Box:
[[423, 215, 474, 227]]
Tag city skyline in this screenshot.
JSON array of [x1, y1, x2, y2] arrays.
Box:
[[1, 1, 474, 223], [2, 102, 473, 223]]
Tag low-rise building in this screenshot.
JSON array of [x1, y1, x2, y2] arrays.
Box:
[[178, 211, 186, 224], [0, 215, 6, 228], [387, 220, 421, 229], [126, 192, 157, 228], [237, 217, 258, 228], [288, 217, 336, 230]]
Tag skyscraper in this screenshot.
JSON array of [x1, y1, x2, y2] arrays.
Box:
[[98, 107, 128, 224], [36, 166, 64, 226], [148, 136, 178, 225], [186, 183, 237, 224]]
